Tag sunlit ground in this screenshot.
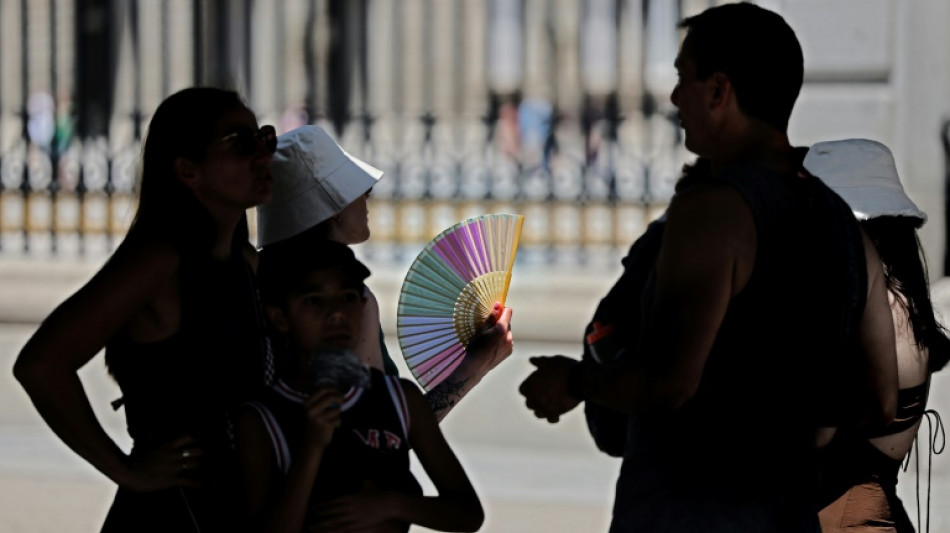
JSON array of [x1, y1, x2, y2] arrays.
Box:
[[1, 261, 948, 532]]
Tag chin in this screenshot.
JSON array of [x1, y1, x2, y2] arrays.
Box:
[[683, 138, 706, 158], [249, 187, 273, 207], [323, 339, 356, 351], [348, 229, 370, 245], [256, 191, 274, 206]]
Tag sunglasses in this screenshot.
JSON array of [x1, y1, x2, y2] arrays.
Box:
[[214, 125, 277, 156]]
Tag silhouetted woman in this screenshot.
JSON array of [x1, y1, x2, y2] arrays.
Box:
[[14, 87, 276, 532], [807, 139, 948, 533]]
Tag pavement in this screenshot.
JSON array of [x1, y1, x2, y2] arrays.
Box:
[[1, 253, 949, 532]]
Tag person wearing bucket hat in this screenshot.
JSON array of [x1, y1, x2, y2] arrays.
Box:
[[257, 125, 514, 421], [806, 139, 948, 533], [257, 124, 383, 248]]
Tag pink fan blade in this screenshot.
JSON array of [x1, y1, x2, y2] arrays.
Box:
[[414, 345, 466, 388]]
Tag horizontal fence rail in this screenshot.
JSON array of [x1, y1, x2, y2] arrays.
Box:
[[0, 0, 726, 263]]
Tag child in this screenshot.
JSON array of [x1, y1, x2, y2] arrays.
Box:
[[236, 239, 484, 533]]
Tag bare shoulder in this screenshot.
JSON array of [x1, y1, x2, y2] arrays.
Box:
[[71, 240, 178, 304], [400, 378, 434, 413], [667, 181, 752, 225], [662, 182, 756, 293], [105, 238, 180, 277], [665, 181, 756, 252], [399, 378, 424, 399], [16, 239, 183, 368]]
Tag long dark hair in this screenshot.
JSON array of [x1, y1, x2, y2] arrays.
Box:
[[126, 87, 250, 251], [863, 216, 950, 372]]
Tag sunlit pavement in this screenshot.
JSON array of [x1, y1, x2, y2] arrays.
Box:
[[1, 258, 948, 532], [0, 323, 618, 533]]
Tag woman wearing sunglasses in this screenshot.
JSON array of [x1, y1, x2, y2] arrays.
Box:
[[14, 87, 277, 532]]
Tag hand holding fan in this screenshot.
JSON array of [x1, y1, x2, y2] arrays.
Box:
[[397, 214, 524, 391]]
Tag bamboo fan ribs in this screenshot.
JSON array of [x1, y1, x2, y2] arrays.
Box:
[[397, 214, 524, 391]]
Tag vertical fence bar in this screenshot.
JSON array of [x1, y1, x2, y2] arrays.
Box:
[[192, 0, 203, 85], [242, 0, 252, 101], [50, 0, 60, 254], [942, 117, 950, 276], [303, 0, 318, 122], [19, 0, 30, 253], [0, 0, 697, 262], [161, 0, 169, 98], [0, 0, 6, 252]]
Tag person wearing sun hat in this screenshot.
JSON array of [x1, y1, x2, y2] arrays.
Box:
[[256, 124, 514, 421], [806, 139, 928, 223], [806, 138, 948, 533], [257, 125, 383, 248]]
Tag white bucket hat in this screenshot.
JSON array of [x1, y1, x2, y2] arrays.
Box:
[[257, 125, 383, 247], [804, 139, 926, 226]]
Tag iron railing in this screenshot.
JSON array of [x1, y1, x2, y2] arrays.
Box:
[[0, 0, 713, 264]]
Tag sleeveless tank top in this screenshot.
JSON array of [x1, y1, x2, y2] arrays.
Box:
[[105, 242, 270, 481], [611, 152, 868, 532], [244, 368, 421, 529]]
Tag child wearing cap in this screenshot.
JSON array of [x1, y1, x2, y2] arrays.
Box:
[[257, 124, 513, 421], [235, 239, 484, 533]]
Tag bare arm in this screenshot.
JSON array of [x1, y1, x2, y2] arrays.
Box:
[[12, 242, 197, 490], [361, 281, 512, 422], [235, 389, 342, 533], [396, 379, 484, 531], [311, 380, 484, 532], [517, 185, 755, 419], [818, 231, 899, 447], [355, 288, 386, 369], [585, 185, 754, 412], [855, 229, 898, 425], [426, 306, 514, 421]]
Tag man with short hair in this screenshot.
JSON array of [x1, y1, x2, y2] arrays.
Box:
[[520, 3, 898, 531]]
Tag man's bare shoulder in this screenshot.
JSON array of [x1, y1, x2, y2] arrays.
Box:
[[664, 179, 757, 290], [666, 180, 753, 231]]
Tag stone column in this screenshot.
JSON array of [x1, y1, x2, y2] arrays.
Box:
[[460, 0, 489, 118], [894, 0, 950, 273]]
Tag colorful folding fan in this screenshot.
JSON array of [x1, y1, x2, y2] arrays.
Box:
[[396, 213, 524, 391]]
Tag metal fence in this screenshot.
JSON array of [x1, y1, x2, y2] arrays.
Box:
[[0, 0, 715, 264]]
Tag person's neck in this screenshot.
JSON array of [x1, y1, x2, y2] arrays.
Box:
[[283, 348, 311, 392], [708, 121, 793, 176], [208, 210, 244, 260]]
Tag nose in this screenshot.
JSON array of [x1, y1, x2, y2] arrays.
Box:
[[255, 125, 277, 161], [670, 85, 680, 107], [326, 307, 347, 324]]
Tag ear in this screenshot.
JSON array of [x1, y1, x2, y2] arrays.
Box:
[[266, 305, 290, 334], [709, 72, 733, 110], [173, 157, 200, 191]]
